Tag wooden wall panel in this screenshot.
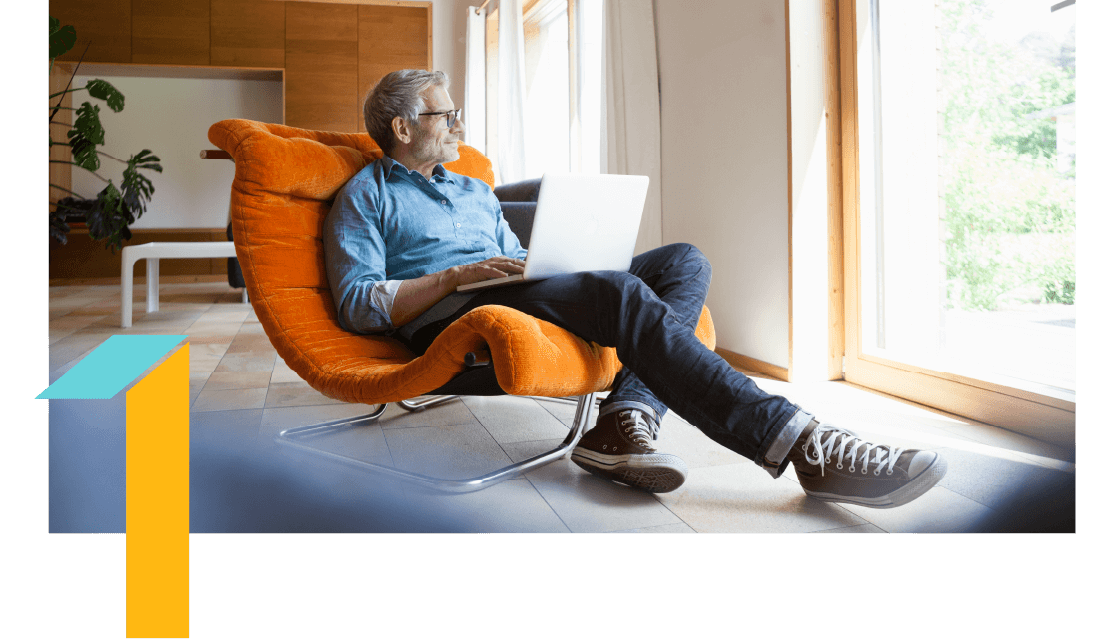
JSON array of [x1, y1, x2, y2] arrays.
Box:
[[51, 0, 131, 63], [358, 5, 432, 131], [132, 0, 211, 65], [285, 2, 360, 132], [50, 64, 75, 217], [211, 0, 286, 68]]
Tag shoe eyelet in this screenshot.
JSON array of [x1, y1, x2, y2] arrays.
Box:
[[602, 445, 607, 450], [825, 457, 831, 464], [848, 466, 856, 473], [861, 468, 868, 475], [836, 463, 843, 470], [873, 470, 880, 476], [886, 469, 893, 476]]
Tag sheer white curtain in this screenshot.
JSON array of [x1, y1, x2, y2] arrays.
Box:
[[497, 0, 527, 183], [464, 6, 487, 154], [601, 0, 662, 254]]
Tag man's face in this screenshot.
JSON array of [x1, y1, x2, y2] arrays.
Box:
[[408, 84, 464, 167]]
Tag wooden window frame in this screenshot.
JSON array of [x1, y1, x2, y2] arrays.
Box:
[[834, 0, 1074, 449]]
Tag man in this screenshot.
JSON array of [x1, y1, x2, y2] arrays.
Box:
[[324, 69, 947, 507]]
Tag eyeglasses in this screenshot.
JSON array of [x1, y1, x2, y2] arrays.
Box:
[[418, 108, 462, 128]]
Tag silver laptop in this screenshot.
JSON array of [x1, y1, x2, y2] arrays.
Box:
[[457, 173, 650, 292]]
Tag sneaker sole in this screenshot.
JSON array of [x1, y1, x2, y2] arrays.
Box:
[[571, 449, 688, 493], [803, 454, 948, 509]]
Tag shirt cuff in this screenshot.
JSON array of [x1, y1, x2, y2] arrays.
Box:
[[369, 279, 403, 328]]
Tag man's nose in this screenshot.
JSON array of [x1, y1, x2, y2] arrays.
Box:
[[451, 116, 465, 135]]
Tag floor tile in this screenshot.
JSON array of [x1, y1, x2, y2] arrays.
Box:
[[656, 411, 748, 469], [192, 387, 268, 412], [375, 398, 480, 429], [521, 457, 685, 533], [259, 403, 385, 437], [270, 360, 308, 384], [461, 395, 570, 444], [811, 524, 887, 533], [402, 479, 570, 533], [655, 464, 869, 533], [613, 522, 697, 533], [933, 446, 1074, 513], [834, 486, 995, 533], [264, 382, 345, 408], [203, 371, 273, 391], [382, 423, 513, 480], [214, 352, 277, 373]]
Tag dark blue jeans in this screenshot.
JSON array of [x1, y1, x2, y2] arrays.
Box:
[[407, 243, 813, 477]]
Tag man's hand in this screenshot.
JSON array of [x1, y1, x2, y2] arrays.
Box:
[[449, 256, 526, 287], [390, 256, 526, 327]]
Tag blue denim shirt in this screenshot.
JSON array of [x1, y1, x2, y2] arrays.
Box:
[[324, 156, 528, 334]]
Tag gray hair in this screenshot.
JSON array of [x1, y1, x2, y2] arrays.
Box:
[[363, 69, 450, 156]]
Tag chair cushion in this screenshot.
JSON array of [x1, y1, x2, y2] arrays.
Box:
[[208, 119, 714, 404]]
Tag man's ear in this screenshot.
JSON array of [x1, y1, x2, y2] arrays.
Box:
[[391, 116, 412, 145]]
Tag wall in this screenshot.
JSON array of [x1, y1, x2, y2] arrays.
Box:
[[653, 0, 791, 369], [70, 73, 283, 229]]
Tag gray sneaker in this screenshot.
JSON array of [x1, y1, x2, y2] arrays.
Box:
[[570, 409, 688, 493], [788, 421, 947, 508]]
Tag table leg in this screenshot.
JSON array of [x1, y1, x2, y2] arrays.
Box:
[[146, 259, 160, 313], [121, 254, 135, 328]]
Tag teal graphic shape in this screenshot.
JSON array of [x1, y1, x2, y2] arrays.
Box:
[[38, 335, 188, 400]]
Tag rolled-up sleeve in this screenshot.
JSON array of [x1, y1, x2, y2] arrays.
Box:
[[324, 181, 399, 334]]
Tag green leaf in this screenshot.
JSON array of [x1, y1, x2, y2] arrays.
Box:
[[70, 102, 105, 145], [86, 79, 125, 112], [129, 149, 163, 173], [68, 133, 101, 171], [86, 182, 135, 253], [49, 18, 76, 59]]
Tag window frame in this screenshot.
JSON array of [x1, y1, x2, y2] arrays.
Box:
[[836, 0, 1075, 447]]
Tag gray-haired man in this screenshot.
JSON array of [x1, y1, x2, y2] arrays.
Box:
[[322, 69, 947, 507]]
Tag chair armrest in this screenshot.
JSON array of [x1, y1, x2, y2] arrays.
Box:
[[493, 178, 542, 203], [500, 202, 537, 248]]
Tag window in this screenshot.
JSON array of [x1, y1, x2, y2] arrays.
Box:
[[484, 0, 603, 180], [522, 0, 570, 177], [839, 0, 1075, 440]]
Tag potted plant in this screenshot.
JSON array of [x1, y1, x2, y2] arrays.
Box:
[[49, 15, 162, 252]]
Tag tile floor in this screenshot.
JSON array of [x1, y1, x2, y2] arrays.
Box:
[[49, 279, 1076, 533]]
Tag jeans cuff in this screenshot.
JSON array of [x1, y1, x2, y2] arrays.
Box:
[[758, 409, 815, 479]]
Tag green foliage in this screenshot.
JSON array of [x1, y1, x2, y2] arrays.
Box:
[[49, 16, 76, 59], [940, 0, 1076, 310], [49, 16, 161, 252], [86, 79, 125, 112]]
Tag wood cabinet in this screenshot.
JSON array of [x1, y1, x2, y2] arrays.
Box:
[[131, 0, 212, 65], [285, 2, 361, 132], [210, 0, 287, 69], [358, 5, 432, 131], [50, 0, 432, 132]]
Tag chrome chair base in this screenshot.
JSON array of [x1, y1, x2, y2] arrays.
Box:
[[275, 394, 595, 494]]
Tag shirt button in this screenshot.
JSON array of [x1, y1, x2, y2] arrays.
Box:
[[456, 223, 462, 228], [440, 199, 448, 205]]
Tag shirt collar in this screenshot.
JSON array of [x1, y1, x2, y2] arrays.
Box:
[[379, 156, 457, 184]]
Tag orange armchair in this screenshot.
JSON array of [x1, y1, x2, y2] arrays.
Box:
[[208, 119, 715, 492]]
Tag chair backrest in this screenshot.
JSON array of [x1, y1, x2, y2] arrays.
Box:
[[207, 119, 496, 399]]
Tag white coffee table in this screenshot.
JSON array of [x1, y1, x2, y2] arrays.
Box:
[[120, 241, 245, 328]]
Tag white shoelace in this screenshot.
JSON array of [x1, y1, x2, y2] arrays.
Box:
[[802, 424, 903, 477], [619, 410, 656, 448]]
